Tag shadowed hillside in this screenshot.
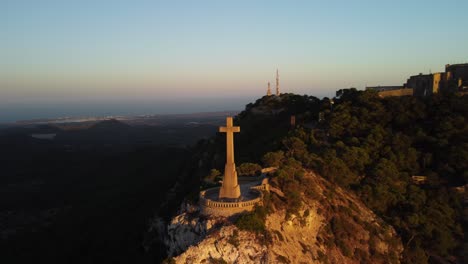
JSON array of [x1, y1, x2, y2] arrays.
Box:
[[0, 117, 222, 263]]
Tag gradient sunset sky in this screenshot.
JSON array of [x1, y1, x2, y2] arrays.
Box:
[[1, 0, 467, 121]]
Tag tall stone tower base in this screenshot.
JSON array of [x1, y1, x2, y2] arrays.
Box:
[[219, 163, 241, 199]]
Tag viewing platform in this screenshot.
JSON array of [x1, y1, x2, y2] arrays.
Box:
[[199, 180, 267, 217]]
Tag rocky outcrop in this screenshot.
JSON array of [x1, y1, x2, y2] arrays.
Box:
[[174, 225, 268, 263], [153, 171, 404, 264], [164, 212, 225, 257]]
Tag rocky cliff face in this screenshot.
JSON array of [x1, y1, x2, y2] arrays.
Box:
[[151, 171, 403, 263]]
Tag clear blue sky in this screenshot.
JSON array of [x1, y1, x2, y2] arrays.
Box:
[[1, 0, 467, 121]]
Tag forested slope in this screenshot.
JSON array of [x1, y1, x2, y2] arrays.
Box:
[[194, 90, 466, 263]]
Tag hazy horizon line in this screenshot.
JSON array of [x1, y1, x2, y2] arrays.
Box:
[[0, 90, 340, 124]]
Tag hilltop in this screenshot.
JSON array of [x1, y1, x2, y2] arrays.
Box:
[[152, 90, 466, 263]]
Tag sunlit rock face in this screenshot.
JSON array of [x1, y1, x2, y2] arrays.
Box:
[[174, 225, 268, 263], [165, 212, 222, 257], [156, 171, 404, 264]]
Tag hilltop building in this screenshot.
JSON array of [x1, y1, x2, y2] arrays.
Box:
[[409, 63, 468, 96], [367, 63, 468, 97], [406, 73, 434, 96], [446, 63, 468, 89]]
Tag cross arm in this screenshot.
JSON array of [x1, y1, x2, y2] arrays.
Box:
[[219, 126, 240, 133]]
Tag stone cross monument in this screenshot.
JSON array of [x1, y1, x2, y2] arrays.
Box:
[[219, 117, 241, 199]]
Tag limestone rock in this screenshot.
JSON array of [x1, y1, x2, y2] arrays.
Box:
[[157, 171, 404, 264], [175, 226, 268, 264]]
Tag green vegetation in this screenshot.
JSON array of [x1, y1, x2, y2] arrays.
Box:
[[276, 254, 290, 263], [235, 206, 268, 233], [261, 150, 285, 167], [227, 229, 240, 247], [294, 91, 464, 262], [313, 91, 464, 262], [194, 91, 465, 263], [237, 162, 262, 176], [207, 168, 221, 180], [316, 250, 328, 263], [209, 257, 228, 264], [231, 92, 467, 262], [161, 257, 176, 264]]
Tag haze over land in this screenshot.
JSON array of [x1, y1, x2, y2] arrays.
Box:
[[2, 1, 468, 122], [0, 97, 249, 123]]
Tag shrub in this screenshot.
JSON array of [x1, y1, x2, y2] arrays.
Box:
[[161, 258, 176, 264], [262, 151, 285, 167], [237, 163, 262, 176], [338, 241, 352, 257], [304, 184, 320, 200], [209, 258, 228, 264], [235, 206, 267, 232], [227, 229, 240, 247], [276, 255, 290, 263], [285, 189, 302, 217], [317, 250, 327, 262], [204, 169, 221, 182], [354, 248, 369, 262]]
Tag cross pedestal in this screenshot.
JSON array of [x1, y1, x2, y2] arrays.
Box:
[[219, 117, 241, 199]]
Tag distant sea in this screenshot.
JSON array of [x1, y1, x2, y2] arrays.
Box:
[[0, 97, 257, 123]]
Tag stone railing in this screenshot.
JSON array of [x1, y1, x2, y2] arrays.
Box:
[[199, 187, 263, 217], [200, 196, 262, 208], [250, 184, 269, 191]]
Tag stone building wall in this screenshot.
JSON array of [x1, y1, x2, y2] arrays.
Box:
[[366, 86, 404, 92], [446, 63, 468, 81], [433, 72, 445, 93], [407, 73, 434, 96], [377, 88, 413, 98], [408, 64, 468, 96], [446, 63, 468, 90]]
